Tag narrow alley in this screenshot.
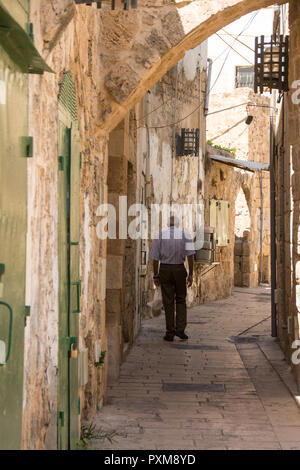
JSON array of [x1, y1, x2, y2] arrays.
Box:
[[2, 0, 300, 452], [95, 288, 300, 451]]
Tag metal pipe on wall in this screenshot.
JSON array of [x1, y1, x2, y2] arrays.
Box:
[[204, 58, 212, 116], [259, 170, 264, 284], [198, 58, 202, 202], [145, 90, 151, 206], [280, 94, 287, 330], [270, 109, 277, 337], [170, 64, 178, 208]]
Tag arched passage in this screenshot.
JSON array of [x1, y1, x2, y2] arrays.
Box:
[[234, 187, 251, 287], [95, 0, 286, 133]]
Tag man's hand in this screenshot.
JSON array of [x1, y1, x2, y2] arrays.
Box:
[[153, 260, 160, 287], [187, 275, 193, 288]]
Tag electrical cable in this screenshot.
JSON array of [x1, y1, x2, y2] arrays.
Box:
[[17, 0, 28, 14], [206, 102, 250, 116], [221, 28, 255, 52], [209, 11, 259, 94], [136, 11, 260, 130], [135, 80, 204, 125], [215, 33, 253, 65], [209, 117, 246, 142]]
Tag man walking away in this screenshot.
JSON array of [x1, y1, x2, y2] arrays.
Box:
[[149, 215, 195, 341]]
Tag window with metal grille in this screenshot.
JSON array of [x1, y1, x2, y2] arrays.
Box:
[[254, 35, 289, 94], [176, 128, 199, 157], [235, 66, 254, 89], [74, 0, 137, 9]]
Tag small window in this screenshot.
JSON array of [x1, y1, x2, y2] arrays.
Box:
[[235, 66, 254, 89], [175, 128, 199, 157]]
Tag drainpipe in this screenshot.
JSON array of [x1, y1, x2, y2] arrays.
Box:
[[198, 60, 202, 202], [270, 107, 277, 337], [280, 93, 287, 331], [259, 170, 264, 284], [145, 91, 151, 207], [170, 64, 178, 208], [204, 58, 212, 117]]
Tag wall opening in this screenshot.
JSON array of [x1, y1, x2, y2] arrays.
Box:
[[234, 187, 251, 287]]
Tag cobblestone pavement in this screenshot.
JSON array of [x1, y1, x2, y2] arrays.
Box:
[[92, 287, 300, 450]]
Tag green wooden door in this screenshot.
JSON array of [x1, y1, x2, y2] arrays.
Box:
[[0, 31, 28, 450], [57, 74, 81, 450]]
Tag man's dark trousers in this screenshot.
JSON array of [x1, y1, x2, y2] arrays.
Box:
[[159, 264, 187, 336]]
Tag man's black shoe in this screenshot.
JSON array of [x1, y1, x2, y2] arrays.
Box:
[[175, 332, 189, 340], [163, 334, 174, 342]]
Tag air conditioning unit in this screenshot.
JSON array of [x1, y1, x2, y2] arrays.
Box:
[[194, 226, 216, 264]]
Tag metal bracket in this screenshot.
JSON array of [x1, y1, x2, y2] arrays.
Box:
[[0, 301, 13, 365], [58, 156, 64, 171], [58, 411, 65, 427], [0, 264, 5, 277], [24, 305, 31, 327], [71, 281, 81, 314], [21, 136, 33, 158]]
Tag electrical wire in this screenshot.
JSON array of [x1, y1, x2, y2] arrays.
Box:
[[209, 117, 246, 142], [215, 33, 253, 65], [136, 11, 260, 130], [136, 97, 205, 130], [209, 11, 259, 94], [206, 102, 250, 116], [135, 78, 204, 124], [221, 28, 255, 52], [136, 13, 259, 125], [17, 0, 28, 14]]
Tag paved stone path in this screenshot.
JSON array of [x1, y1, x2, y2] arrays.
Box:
[[92, 287, 300, 450]]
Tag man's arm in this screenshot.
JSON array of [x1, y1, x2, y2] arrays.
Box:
[[149, 238, 161, 287], [187, 255, 194, 288], [153, 259, 160, 287]]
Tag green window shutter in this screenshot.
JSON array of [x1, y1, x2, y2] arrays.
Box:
[[59, 73, 78, 122]]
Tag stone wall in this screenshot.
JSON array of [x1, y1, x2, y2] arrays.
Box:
[[206, 88, 271, 290], [22, 2, 109, 449], [274, 0, 300, 387], [105, 115, 140, 383]]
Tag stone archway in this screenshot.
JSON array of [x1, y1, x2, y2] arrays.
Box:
[[97, 0, 286, 132], [38, 0, 285, 133]]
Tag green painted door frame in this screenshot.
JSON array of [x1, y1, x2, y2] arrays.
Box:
[[0, 0, 29, 450], [0, 1, 53, 450], [57, 73, 81, 450], [0, 42, 28, 451]]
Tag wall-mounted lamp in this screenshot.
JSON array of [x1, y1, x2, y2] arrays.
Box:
[[245, 115, 254, 125]]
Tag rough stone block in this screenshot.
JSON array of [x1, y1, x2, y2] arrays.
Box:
[[242, 243, 250, 256], [234, 272, 242, 286], [106, 291, 122, 316], [106, 323, 122, 383], [108, 156, 128, 193], [104, 63, 140, 104], [107, 238, 126, 256], [242, 256, 251, 273], [106, 255, 123, 289], [242, 273, 250, 287], [234, 242, 242, 256], [108, 129, 126, 157]]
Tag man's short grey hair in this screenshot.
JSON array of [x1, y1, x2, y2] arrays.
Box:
[[168, 215, 180, 227]]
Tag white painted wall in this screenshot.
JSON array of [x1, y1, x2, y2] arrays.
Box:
[[208, 7, 274, 96]]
